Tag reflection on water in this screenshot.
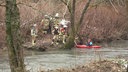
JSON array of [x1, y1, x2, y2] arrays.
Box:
[[0, 40, 128, 72]]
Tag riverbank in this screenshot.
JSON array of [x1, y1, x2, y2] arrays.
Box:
[[1, 39, 128, 55], [40, 60, 127, 72], [1, 33, 128, 53]]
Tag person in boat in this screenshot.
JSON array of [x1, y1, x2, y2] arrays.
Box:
[[74, 37, 83, 45], [86, 39, 93, 46]]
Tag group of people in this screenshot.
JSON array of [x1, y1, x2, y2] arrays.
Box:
[[30, 13, 93, 46], [30, 13, 70, 46]]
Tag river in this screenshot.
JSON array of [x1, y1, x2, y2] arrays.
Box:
[[0, 40, 128, 72]]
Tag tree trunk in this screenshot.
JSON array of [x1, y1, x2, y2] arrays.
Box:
[[63, 0, 76, 49], [76, 0, 92, 32], [125, 0, 128, 39], [126, 0, 128, 15], [63, 0, 91, 49], [5, 0, 25, 72]]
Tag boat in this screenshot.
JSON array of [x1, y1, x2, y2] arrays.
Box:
[[76, 45, 101, 49]]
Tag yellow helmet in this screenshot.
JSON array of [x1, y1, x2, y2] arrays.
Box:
[[55, 13, 59, 18], [33, 24, 37, 26], [44, 15, 49, 19]]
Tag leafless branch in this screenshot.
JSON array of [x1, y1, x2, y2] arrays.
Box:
[[0, 0, 4, 4], [60, 0, 71, 13], [0, 4, 5, 7], [60, 0, 67, 5], [109, 0, 119, 14], [17, 2, 44, 27], [17, 2, 44, 14], [77, 0, 92, 31], [90, 0, 105, 8], [0, 0, 5, 7]]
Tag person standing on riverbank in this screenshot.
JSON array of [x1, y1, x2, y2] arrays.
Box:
[[51, 26, 59, 45], [31, 24, 38, 46], [41, 15, 50, 34], [53, 13, 61, 28]]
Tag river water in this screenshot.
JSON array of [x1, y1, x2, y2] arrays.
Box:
[[0, 40, 128, 72]]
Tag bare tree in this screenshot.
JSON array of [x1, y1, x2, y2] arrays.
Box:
[[5, 0, 25, 72], [126, 0, 128, 13], [0, 0, 5, 7], [61, 0, 92, 49]]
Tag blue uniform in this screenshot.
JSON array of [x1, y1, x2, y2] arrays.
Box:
[[87, 42, 93, 46]]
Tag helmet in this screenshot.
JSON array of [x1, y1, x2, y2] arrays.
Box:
[[33, 24, 37, 26], [44, 15, 49, 19], [55, 26, 59, 29], [63, 25, 68, 28], [55, 13, 59, 18]]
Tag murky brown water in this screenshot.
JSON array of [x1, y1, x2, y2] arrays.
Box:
[[0, 40, 128, 72]]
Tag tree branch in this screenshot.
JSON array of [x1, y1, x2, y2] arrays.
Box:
[[76, 0, 92, 31], [60, 0, 71, 13], [0, 0, 5, 7], [90, 0, 105, 8], [70, 0, 76, 34], [0, 4, 5, 7], [60, 0, 67, 5], [109, 0, 119, 14], [0, 0, 4, 4], [17, 2, 44, 14]]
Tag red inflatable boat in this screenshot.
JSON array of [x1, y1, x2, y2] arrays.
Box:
[[76, 45, 101, 49]]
